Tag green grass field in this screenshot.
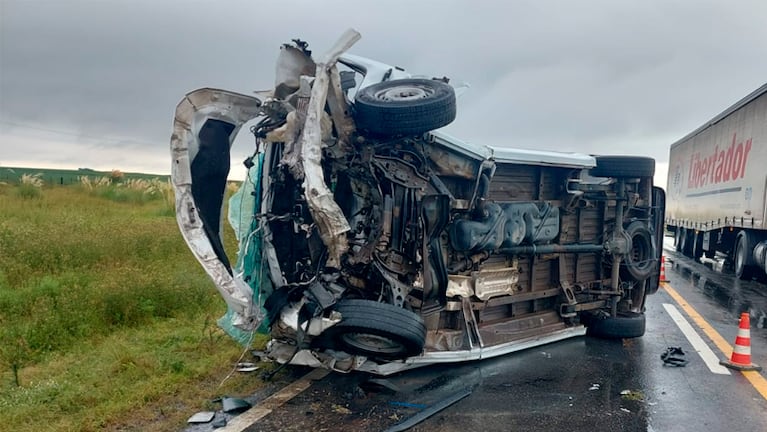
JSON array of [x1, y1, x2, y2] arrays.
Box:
[[0, 166, 168, 186], [0, 177, 266, 431]]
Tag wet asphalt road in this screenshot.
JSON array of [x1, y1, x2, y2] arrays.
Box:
[[195, 238, 767, 432]]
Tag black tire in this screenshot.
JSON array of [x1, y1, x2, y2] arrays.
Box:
[[316, 299, 426, 360], [585, 312, 646, 338], [680, 228, 694, 257], [354, 78, 457, 136], [621, 221, 655, 281], [735, 233, 757, 280], [692, 231, 704, 260], [589, 156, 655, 178]]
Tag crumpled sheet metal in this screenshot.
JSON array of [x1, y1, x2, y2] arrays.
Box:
[[287, 29, 361, 268], [171, 88, 264, 330]]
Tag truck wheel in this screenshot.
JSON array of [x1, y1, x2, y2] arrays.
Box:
[[735, 234, 757, 280], [354, 78, 457, 136], [679, 228, 690, 256], [589, 156, 655, 178], [674, 229, 683, 252], [622, 221, 655, 281], [585, 312, 646, 338], [693, 231, 704, 260], [316, 299, 426, 360]]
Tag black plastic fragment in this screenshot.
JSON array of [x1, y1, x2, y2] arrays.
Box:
[[661, 346, 689, 367], [382, 387, 472, 432], [222, 397, 252, 413]]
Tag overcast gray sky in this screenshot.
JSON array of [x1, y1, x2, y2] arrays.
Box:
[[2, 0, 766, 185]]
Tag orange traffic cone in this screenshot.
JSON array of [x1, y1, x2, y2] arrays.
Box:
[[659, 255, 669, 283], [720, 313, 762, 371]]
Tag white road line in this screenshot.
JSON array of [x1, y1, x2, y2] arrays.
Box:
[[662, 303, 731, 375], [218, 368, 330, 432]]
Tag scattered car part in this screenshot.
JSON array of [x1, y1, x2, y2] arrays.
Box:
[[211, 417, 227, 428], [382, 387, 472, 432], [236, 362, 260, 373], [661, 346, 689, 367], [187, 411, 215, 423], [221, 397, 252, 413]]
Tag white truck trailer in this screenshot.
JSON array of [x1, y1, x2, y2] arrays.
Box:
[[666, 83, 767, 279]]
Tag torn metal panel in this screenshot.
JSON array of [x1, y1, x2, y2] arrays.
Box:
[[294, 29, 360, 268], [171, 88, 263, 330]]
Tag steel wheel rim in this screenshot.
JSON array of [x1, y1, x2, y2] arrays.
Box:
[[373, 85, 433, 102], [631, 235, 650, 269], [340, 332, 405, 354]]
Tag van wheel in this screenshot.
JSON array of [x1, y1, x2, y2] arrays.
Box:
[[622, 221, 655, 281], [589, 156, 655, 178], [354, 79, 456, 136], [585, 312, 646, 338], [317, 299, 426, 360]]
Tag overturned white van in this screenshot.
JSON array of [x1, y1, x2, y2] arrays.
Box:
[[170, 31, 665, 375]]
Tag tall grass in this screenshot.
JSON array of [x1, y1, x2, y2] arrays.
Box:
[[78, 176, 174, 210], [15, 173, 44, 199], [0, 186, 264, 431]]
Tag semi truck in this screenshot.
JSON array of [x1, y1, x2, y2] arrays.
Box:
[[666, 83, 767, 279]]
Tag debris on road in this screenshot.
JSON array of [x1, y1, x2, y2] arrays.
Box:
[[187, 411, 215, 424], [661, 347, 689, 367], [211, 417, 227, 428], [620, 390, 645, 401], [221, 397, 252, 413], [388, 401, 428, 409], [383, 387, 472, 432], [360, 378, 401, 395], [235, 362, 260, 373], [331, 404, 352, 415], [589, 383, 601, 391]]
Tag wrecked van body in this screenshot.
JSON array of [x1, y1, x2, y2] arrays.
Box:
[[170, 30, 665, 375]]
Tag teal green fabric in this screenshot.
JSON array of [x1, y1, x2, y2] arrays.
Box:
[[218, 153, 272, 345]]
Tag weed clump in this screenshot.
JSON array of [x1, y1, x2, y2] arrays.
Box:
[[15, 173, 44, 199]]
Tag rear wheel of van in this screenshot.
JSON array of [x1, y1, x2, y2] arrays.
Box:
[[585, 311, 646, 338], [317, 299, 426, 360], [354, 78, 457, 136]]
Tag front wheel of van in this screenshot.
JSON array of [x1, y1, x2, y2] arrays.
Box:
[[585, 311, 646, 339], [317, 300, 426, 360]]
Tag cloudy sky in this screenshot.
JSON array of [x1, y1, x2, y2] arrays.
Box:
[[2, 0, 766, 185]]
